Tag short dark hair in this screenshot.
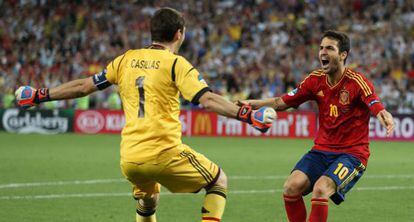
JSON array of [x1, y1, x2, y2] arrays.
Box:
[[321, 30, 350, 63], [150, 7, 185, 43]]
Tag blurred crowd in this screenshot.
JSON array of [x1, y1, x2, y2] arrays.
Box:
[[1, 0, 414, 113]]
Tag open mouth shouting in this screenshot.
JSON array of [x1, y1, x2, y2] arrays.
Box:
[[320, 57, 330, 71]]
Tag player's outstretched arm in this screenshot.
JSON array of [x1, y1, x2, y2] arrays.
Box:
[[15, 77, 98, 109], [199, 92, 239, 118], [49, 77, 97, 100], [238, 97, 290, 111], [376, 109, 395, 136], [199, 92, 275, 133]]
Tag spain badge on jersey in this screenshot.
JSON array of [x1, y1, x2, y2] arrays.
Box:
[[339, 89, 350, 105]]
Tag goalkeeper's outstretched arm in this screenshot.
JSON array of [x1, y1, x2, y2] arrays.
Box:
[[198, 91, 276, 133], [198, 91, 239, 118], [50, 77, 97, 100], [15, 77, 99, 108]]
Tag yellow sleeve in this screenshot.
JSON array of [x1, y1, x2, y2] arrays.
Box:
[[105, 52, 128, 84], [173, 56, 210, 104]]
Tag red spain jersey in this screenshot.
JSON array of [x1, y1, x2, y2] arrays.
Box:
[[281, 68, 384, 166]]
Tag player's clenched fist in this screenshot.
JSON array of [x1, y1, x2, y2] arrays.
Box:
[[236, 104, 277, 133], [15, 86, 50, 109]]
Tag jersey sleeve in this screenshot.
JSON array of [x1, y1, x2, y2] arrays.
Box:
[[281, 75, 315, 108], [173, 56, 210, 105], [92, 52, 128, 90], [356, 74, 385, 116], [105, 52, 128, 85]]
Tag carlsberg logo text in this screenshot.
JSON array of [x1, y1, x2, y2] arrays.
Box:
[[2, 109, 68, 134]]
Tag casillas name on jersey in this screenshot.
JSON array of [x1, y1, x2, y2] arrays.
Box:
[[130, 59, 160, 69]]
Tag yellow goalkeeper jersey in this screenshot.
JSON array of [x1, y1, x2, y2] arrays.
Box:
[[104, 46, 209, 162]]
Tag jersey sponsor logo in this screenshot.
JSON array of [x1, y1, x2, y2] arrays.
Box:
[[76, 110, 105, 134], [194, 113, 212, 135], [339, 89, 350, 105], [288, 88, 298, 96]]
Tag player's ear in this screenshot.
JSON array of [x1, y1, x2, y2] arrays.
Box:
[[174, 28, 184, 42], [340, 51, 347, 62]]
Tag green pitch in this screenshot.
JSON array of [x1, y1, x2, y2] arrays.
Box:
[[0, 133, 413, 222]]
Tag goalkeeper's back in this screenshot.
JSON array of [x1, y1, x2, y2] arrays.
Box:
[[102, 46, 210, 162]]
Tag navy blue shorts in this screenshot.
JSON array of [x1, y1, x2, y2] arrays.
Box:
[[293, 149, 366, 205]]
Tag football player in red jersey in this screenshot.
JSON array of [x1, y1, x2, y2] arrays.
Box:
[[239, 30, 394, 222]]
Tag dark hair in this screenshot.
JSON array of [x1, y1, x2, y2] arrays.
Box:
[[150, 7, 185, 43], [321, 30, 350, 63]]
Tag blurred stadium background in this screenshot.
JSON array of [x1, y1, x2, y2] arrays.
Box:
[[0, 0, 413, 222]]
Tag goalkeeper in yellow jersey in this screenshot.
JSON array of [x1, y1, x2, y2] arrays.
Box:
[[15, 7, 275, 222]]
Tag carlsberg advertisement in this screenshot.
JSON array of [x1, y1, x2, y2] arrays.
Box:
[[0, 109, 73, 134]]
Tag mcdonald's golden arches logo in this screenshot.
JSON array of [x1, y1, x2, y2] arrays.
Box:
[[194, 113, 212, 135]]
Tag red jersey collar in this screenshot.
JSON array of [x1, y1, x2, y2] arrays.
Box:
[[325, 68, 347, 89]]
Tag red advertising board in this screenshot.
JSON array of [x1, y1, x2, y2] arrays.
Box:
[[74, 110, 414, 141], [184, 110, 317, 138], [74, 110, 124, 134]]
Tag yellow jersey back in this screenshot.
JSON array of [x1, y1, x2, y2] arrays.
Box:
[[103, 48, 209, 162]]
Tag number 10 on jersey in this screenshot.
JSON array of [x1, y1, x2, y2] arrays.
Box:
[[136, 76, 145, 118]]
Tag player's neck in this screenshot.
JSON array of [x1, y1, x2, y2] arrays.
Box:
[[151, 41, 177, 54], [327, 66, 346, 86]]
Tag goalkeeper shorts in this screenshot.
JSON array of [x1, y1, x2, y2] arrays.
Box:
[[120, 144, 220, 199]]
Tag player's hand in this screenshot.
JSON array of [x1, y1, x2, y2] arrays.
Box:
[[15, 86, 50, 109], [376, 109, 394, 136], [237, 104, 276, 133]]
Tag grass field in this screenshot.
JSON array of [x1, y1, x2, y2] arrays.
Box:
[[0, 133, 413, 222]]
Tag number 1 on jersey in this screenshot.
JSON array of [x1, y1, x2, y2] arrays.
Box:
[[136, 76, 145, 118]]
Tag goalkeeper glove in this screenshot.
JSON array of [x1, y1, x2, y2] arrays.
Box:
[[237, 104, 274, 133], [15, 86, 50, 109]]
